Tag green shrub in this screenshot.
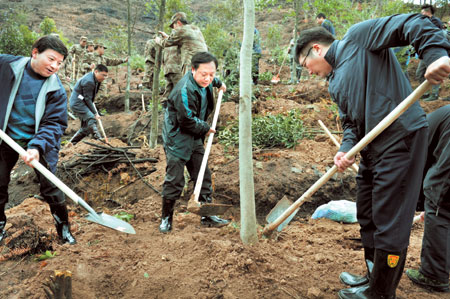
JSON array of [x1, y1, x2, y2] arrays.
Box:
[[129, 54, 145, 71], [218, 110, 311, 150]]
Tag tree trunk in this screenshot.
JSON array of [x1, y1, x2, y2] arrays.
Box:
[[149, 0, 166, 148], [125, 0, 131, 113], [239, 0, 258, 245]]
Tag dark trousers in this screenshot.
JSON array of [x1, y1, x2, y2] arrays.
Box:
[[356, 127, 428, 252], [420, 198, 450, 283], [0, 142, 65, 217], [162, 141, 212, 201]]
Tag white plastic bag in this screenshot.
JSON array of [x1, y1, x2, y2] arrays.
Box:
[[311, 200, 357, 223]]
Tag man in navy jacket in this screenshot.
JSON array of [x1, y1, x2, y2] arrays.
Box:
[[295, 14, 450, 298], [0, 35, 76, 245]]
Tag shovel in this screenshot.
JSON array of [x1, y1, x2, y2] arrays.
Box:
[[263, 80, 432, 236], [187, 90, 232, 216], [271, 51, 289, 84], [0, 129, 135, 234], [92, 102, 109, 144]]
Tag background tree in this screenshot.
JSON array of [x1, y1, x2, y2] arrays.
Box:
[[239, 0, 258, 245], [0, 10, 37, 56], [125, 0, 132, 113]]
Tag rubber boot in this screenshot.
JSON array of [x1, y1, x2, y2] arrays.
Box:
[[340, 247, 374, 286], [199, 196, 230, 228], [0, 204, 6, 243], [159, 198, 175, 233], [338, 248, 407, 299], [50, 204, 76, 245], [70, 130, 87, 145], [91, 124, 102, 140]]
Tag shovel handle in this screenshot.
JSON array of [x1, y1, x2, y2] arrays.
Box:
[[318, 120, 359, 173], [0, 129, 102, 222], [192, 90, 224, 203], [92, 103, 109, 143], [263, 80, 432, 235]]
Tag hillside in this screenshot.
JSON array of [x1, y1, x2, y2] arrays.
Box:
[[1, 2, 450, 299]]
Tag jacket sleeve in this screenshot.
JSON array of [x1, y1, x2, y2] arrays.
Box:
[[174, 86, 210, 137], [338, 106, 359, 153], [27, 87, 68, 155], [346, 13, 450, 66], [163, 28, 185, 48]]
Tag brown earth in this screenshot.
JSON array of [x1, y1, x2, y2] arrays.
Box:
[[2, 3, 450, 298]]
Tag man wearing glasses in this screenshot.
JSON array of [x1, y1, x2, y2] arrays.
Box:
[[295, 13, 450, 299]]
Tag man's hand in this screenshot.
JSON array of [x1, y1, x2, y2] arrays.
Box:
[[334, 151, 355, 173], [22, 149, 39, 168], [425, 56, 450, 85], [95, 114, 101, 120], [158, 31, 169, 39], [219, 83, 227, 93], [206, 128, 216, 136], [90, 63, 95, 70]]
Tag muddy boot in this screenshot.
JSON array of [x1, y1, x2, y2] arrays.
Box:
[[406, 269, 450, 292], [70, 130, 87, 145], [338, 248, 407, 299], [159, 198, 175, 233], [340, 247, 374, 287], [50, 204, 76, 245]]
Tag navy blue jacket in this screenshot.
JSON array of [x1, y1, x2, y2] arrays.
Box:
[[163, 71, 222, 161], [325, 13, 450, 159], [0, 54, 67, 172], [69, 72, 100, 115]]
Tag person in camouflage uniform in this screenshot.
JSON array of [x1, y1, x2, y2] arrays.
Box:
[[79, 40, 96, 77], [93, 42, 128, 100], [68, 36, 87, 81], [143, 37, 158, 89], [162, 45, 182, 100], [155, 12, 208, 75]]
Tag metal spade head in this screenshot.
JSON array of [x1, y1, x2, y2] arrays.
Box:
[[266, 196, 299, 232], [85, 212, 136, 234]]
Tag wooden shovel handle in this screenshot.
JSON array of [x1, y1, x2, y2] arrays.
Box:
[[263, 80, 431, 235], [92, 103, 109, 143], [192, 90, 224, 203]]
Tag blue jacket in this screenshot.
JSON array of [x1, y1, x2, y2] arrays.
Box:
[[0, 55, 68, 172], [163, 71, 222, 161], [69, 72, 100, 116], [325, 13, 450, 159]]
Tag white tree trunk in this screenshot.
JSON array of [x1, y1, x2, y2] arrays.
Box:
[[239, 0, 258, 244]]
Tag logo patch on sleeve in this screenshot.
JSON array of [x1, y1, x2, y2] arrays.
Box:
[[387, 254, 400, 268]]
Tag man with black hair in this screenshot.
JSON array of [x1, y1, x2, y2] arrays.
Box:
[[0, 35, 76, 245], [406, 105, 450, 293], [69, 64, 108, 145], [160, 52, 228, 233], [316, 13, 335, 35], [295, 13, 450, 298]]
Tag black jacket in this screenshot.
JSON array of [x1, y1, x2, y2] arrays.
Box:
[[325, 13, 450, 159], [162, 71, 222, 161], [69, 72, 100, 115]]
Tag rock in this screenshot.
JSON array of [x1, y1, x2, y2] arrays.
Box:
[[307, 286, 322, 298]]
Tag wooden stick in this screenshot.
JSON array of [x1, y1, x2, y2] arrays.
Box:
[[318, 120, 359, 173], [141, 94, 146, 112]]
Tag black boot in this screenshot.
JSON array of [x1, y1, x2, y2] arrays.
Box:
[[70, 130, 87, 145], [0, 204, 6, 243], [159, 198, 175, 233], [50, 204, 76, 245], [340, 247, 374, 286], [338, 248, 407, 299], [199, 196, 230, 228], [91, 125, 102, 140]]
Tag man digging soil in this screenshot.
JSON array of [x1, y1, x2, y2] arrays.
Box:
[[295, 13, 450, 299], [160, 52, 228, 233]]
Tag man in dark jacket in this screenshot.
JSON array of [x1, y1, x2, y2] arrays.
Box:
[[0, 35, 76, 245], [69, 64, 108, 145], [295, 13, 450, 298], [406, 105, 450, 293], [160, 52, 228, 233]]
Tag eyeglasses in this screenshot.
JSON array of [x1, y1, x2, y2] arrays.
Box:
[[301, 47, 313, 68]]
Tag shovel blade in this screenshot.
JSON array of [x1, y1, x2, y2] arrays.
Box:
[[266, 196, 299, 232], [187, 199, 232, 216], [86, 212, 136, 234]]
